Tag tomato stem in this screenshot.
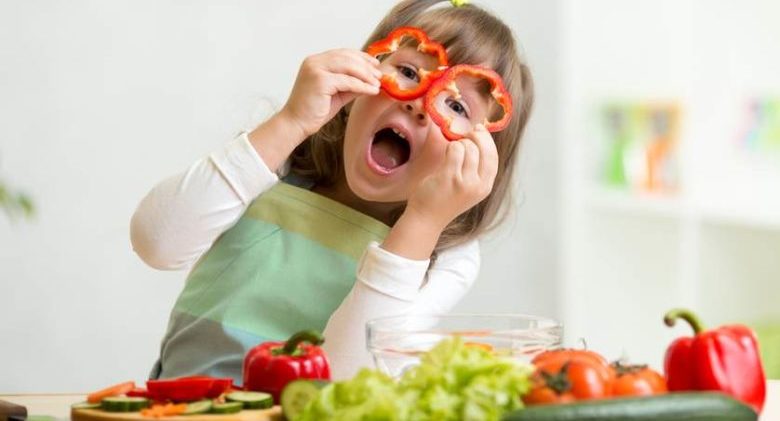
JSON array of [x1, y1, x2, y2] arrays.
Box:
[[540, 362, 573, 394]]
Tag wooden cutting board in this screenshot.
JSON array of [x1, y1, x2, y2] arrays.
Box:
[[71, 407, 283, 421]]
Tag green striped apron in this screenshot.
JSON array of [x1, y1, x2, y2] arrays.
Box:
[[150, 180, 390, 384]]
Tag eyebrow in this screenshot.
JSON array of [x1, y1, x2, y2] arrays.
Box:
[[459, 84, 492, 118]]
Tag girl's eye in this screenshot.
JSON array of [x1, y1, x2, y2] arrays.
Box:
[[397, 65, 420, 83], [446, 98, 469, 118]]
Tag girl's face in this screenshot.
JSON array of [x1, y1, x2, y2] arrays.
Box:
[[342, 46, 492, 203], [343, 88, 448, 204]]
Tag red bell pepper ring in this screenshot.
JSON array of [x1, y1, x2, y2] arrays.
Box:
[[664, 308, 766, 414], [424, 64, 514, 141], [366, 26, 449, 101], [146, 376, 233, 402], [242, 330, 331, 404]]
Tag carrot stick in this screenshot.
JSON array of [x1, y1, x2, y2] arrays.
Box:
[[141, 403, 188, 418], [86, 381, 136, 403]]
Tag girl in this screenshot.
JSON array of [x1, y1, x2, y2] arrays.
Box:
[[131, 0, 534, 382]]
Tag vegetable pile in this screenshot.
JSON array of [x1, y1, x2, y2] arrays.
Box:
[[72, 308, 767, 421]]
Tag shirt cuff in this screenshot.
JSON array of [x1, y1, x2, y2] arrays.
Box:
[[356, 241, 430, 302], [209, 132, 279, 204]]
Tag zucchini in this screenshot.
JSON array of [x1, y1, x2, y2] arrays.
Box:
[[281, 380, 329, 420], [183, 400, 213, 415], [502, 392, 757, 421], [209, 402, 243, 414], [226, 391, 273, 409], [100, 397, 150, 412]]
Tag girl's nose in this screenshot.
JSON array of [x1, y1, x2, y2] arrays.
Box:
[[400, 99, 427, 124]]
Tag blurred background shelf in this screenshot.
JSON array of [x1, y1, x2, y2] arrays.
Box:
[[560, 0, 780, 376]]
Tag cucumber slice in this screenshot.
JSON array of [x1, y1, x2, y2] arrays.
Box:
[[100, 397, 150, 412], [281, 380, 328, 420], [225, 391, 273, 409], [209, 402, 243, 414], [71, 402, 101, 410], [183, 400, 213, 415]]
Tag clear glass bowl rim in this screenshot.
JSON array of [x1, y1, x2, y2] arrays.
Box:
[[366, 312, 563, 332]]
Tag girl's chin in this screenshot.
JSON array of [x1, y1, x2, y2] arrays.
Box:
[[346, 174, 407, 204]]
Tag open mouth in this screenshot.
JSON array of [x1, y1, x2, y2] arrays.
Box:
[[369, 127, 411, 173]]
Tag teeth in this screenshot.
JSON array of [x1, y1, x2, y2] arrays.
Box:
[[391, 128, 407, 140]]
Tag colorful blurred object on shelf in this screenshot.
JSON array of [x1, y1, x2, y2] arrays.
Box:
[[601, 101, 681, 194], [739, 98, 780, 155]]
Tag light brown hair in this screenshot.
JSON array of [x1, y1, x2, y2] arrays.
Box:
[[290, 0, 534, 252]]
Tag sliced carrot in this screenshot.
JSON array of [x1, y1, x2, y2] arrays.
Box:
[[86, 381, 136, 403], [141, 403, 188, 418]]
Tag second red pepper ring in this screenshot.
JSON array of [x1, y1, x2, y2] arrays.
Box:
[[424, 64, 514, 141]]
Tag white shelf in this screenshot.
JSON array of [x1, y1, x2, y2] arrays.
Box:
[[585, 188, 780, 232], [585, 188, 684, 219]]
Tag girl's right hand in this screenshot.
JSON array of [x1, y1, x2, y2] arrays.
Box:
[[281, 49, 382, 139]]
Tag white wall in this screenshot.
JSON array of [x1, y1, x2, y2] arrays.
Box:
[[0, 1, 561, 392]]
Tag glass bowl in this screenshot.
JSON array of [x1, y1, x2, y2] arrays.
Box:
[[366, 313, 563, 378]]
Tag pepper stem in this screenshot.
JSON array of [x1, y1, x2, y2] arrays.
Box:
[[280, 330, 325, 356], [664, 308, 705, 334]]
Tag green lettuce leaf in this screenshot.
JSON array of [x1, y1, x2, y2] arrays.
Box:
[[295, 336, 532, 421]]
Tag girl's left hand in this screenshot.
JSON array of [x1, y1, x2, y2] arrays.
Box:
[[406, 124, 499, 231]]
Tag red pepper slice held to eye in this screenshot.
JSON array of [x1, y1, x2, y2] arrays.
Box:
[[366, 27, 514, 141], [664, 308, 766, 414], [366, 26, 449, 101], [424, 64, 514, 141]]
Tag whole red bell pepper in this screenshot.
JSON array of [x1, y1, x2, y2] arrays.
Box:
[[242, 330, 331, 404], [664, 308, 766, 414]]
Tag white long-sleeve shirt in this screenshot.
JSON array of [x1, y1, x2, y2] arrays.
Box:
[[130, 133, 480, 379]]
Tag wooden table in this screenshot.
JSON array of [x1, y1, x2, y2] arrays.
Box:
[[3, 381, 779, 419]]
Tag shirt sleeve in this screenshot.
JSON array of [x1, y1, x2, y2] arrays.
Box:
[[322, 239, 480, 380], [130, 133, 279, 270]]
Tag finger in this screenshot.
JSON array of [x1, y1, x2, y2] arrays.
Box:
[[328, 73, 381, 97], [323, 50, 383, 85], [459, 138, 480, 179], [445, 141, 466, 182], [469, 124, 499, 180], [356, 49, 382, 66]]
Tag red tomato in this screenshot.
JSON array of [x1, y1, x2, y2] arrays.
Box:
[[524, 350, 615, 405], [610, 362, 668, 397], [533, 348, 610, 369]]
